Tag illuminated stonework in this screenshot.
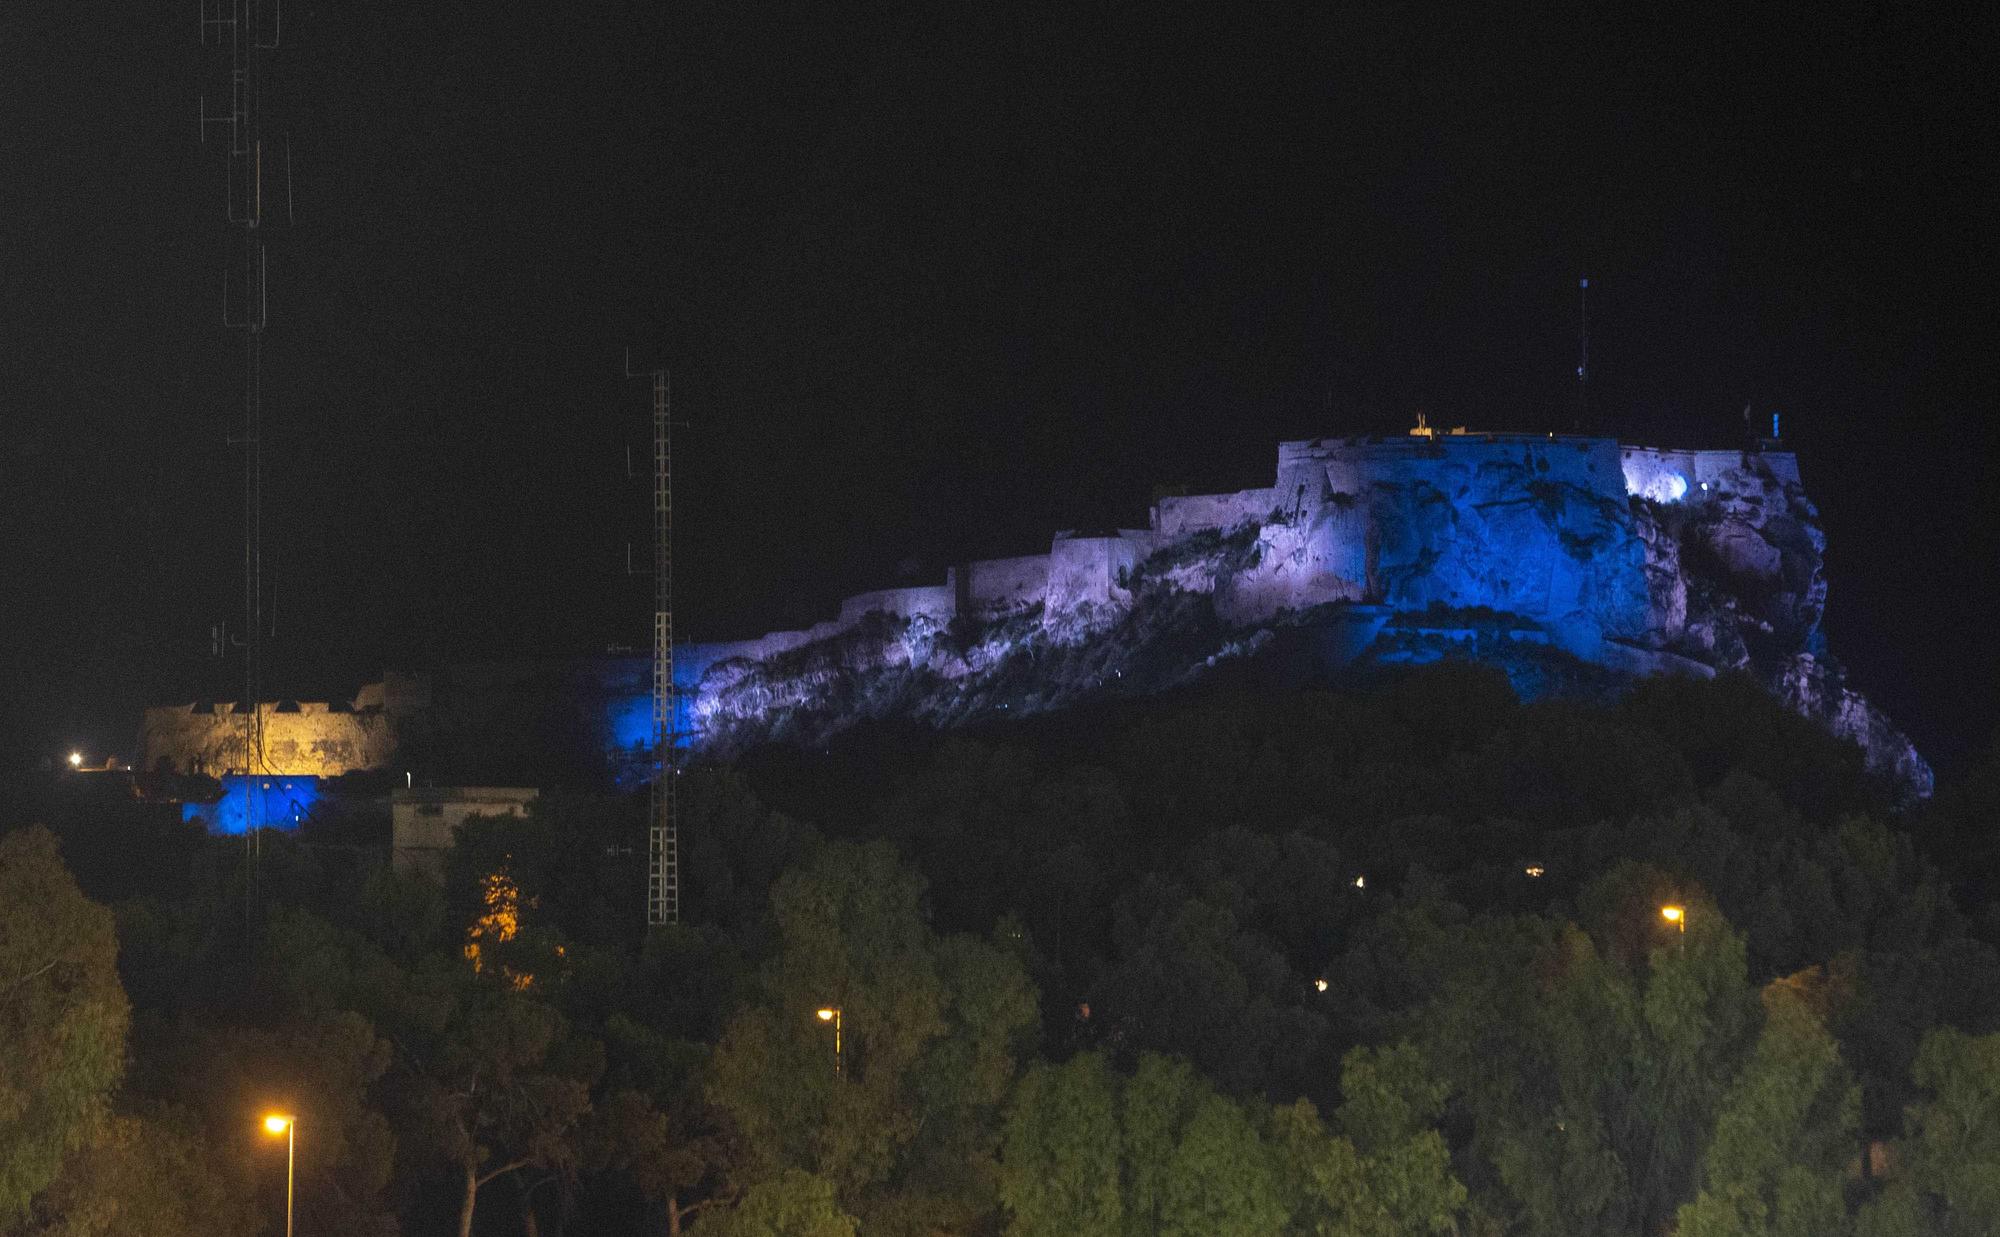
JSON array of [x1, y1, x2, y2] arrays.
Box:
[[673, 432, 1928, 796], [131, 431, 1932, 803]]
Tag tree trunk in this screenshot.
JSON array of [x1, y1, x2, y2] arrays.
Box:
[[459, 1166, 480, 1237]]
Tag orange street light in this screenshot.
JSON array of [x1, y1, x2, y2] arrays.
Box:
[[816, 1007, 843, 1075], [1661, 905, 1686, 933], [261, 1113, 296, 1237]]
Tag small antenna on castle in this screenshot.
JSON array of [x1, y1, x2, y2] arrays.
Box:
[[1575, 276, 1590, 431]]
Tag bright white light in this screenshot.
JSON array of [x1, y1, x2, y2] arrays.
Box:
[[66, 751, 83, 768], [1313, 978, 1329, 992], [1352, 875, 1366, 889]]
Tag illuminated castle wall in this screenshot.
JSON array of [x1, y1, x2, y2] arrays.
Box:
[[669, 430, 1926, 795], [135, 429, 1931, 809], [676, 432, 1782, 694], [138, 672, 430, 777]]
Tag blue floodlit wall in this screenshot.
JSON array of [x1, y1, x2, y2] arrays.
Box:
[[607, 694, 654, 754], [183, 774, 322, 835]]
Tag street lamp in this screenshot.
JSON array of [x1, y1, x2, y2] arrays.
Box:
[[261, 1113, 295, 1237], [1660, 905, 1685, 933], [816, 1007, 842, 1075], [66, 751, 83, 769]]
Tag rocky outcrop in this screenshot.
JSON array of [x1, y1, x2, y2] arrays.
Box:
[[678, 432, 1929, 798]]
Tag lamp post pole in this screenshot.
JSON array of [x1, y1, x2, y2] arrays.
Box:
[[817, 1007, 843, 1075], [263, 1114, 295, 1237]]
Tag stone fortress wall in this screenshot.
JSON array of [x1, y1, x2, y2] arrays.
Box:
[[139, 671, 431, 777], [675, 431, 1787, 699], [137, 431, 1812, 779]]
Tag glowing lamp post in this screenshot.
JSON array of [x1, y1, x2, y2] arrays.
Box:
[[66, 751, 83, 769], [816, 1007, 843, 1075], [262, 1113, 296, 1237], [1661, 905, 1686, 933]]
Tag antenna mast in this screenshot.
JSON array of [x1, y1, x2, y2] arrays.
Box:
[[1575, 276, 1590, 430], [198, 0, 291, 834], [629, 359, 678, 926]]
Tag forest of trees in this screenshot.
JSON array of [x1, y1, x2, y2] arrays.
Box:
[[5, 666, 2000, 1235]]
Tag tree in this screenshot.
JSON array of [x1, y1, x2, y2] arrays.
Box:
[[1674, 975, 1859, 1237], [691, 1170, 856, 1237], [586, 1013, 739, 1236], [1856, 1028, 2000, 1237], [23, 1107, 258, 1237], [1090, 875, 1325, 1098], [1272, 1042, 1467, 1237], [1375, 866, 1763, 1237], [998, 1054, 1122, 1237], [131, 1010, 399, 1237], [408, 982, 595, 1237], [0, 827, 129, 1227], [998, 1053, 1290, 1237], [705, 840, 1038, 1233], [257, 904, 594, 1237]]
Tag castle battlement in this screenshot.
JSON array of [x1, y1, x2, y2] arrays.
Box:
[[678, 435, 1803, 701], [149, 430, 1918, 803]]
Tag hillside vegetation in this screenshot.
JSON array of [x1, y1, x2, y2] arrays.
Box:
[[8, 666, 1999, 1235]]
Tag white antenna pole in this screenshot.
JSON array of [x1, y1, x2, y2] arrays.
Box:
[[1575, 276, 1590, 430]]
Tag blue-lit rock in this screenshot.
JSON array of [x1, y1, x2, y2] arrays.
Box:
[[676, 428, 1936, 796], [673, 431, 1926, 795]]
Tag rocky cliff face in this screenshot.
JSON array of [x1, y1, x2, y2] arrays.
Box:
[[684, 437, 1931, 799]]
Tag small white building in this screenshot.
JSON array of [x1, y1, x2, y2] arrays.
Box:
[[391, 786, 539, 879]]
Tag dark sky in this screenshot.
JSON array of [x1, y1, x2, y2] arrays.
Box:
[[3, 4, 1995, 777]]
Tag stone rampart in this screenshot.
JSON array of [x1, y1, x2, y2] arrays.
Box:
[[954, 554, 1051, 617], [1152, 489, 1279, 536], [1620, 445, 1800, 503], [671, 431, 1879, 768], [138, 700, 401, 777]]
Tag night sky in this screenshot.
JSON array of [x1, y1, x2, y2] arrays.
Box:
[[3, 4, 1994, 779]]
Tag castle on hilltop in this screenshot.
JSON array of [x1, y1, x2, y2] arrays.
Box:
[[138, 426, 1933, 811], [675, 429, 1795, 697]]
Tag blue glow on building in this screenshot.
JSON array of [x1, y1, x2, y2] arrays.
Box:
[[183, 774, 322, 835], [607, 694, 655, 752]]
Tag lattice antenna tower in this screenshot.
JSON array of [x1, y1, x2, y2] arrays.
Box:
[[198, 0, 293, 843], [627, 355, 679, 925]]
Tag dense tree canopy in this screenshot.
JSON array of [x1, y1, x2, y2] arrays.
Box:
[[0, 828, 127, 1228], [9, 668, 2000, 1233]]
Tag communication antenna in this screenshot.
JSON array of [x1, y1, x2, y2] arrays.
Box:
[[197, 0, 293, 848], [1575, 276, 1590, 431], [627, 353, 679, 926]]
